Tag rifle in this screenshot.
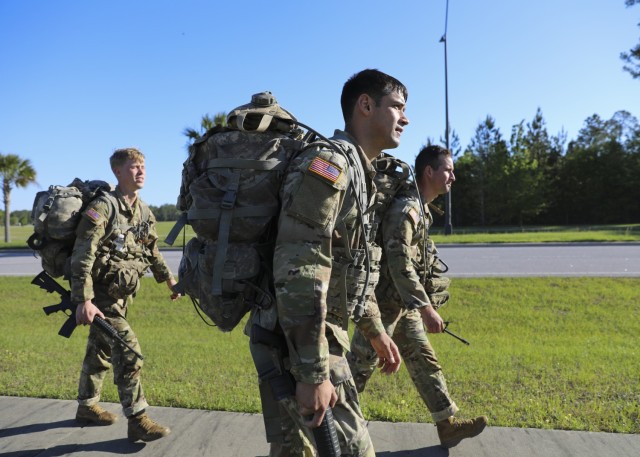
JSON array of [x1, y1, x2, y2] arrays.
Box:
[[251, 324, 340, 457], [32, 270, 144, 360], [443, 321, 470, 345]]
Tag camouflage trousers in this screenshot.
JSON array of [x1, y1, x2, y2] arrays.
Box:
[[249, 323, 374, 456], [77, 292, 148, 418], [348, 306, 458, 423]]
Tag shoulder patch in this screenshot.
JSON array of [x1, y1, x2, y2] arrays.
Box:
[[407, 207, 420, 226], [85, 207, 103, 224], [308, 157, 342, 183]]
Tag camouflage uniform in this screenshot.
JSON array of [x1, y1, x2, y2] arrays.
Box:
[[348, 185, 459, 423], [248, 130, 384, 457], [70, 186, 173, 418]]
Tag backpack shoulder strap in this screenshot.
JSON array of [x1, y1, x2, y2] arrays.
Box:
[[94, 190, 120, 240], [137, 198, 152, 223]]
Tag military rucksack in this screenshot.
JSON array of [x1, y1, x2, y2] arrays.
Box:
[[167, 91, 367, 332], [28, 178, 115, 278], [371, 154, 414, 237]]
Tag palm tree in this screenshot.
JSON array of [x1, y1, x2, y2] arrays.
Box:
[[0, 153, 37, 242], [182, 112, 227, 143]]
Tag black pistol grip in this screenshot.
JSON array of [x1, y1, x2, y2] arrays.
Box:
[[58, 315, 77, 338]]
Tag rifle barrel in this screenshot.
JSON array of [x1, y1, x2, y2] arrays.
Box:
[[94, 317, 144, 360], [444, 328, 470, 345]]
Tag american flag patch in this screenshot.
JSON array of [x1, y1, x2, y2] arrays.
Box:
[[85, 208, 102, 223], [407, 208, 420, 225], [308, 157, 342, 183]]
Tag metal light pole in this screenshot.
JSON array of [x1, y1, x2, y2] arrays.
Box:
[[440, 0, 453, 235]]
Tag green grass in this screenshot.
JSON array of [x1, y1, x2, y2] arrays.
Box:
[[430, 224, 640, 244], [359, 277, 640, 433], [2, 223, 639, 249], [1, 276, 638, 433], [0, 222, 198, 250]]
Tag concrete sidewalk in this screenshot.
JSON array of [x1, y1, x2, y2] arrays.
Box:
[[1, 396, 638, 457]]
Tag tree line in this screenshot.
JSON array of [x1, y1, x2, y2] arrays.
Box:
[[1, 205, 181, 225], [3, 108, 639, 233], [440, 109, 640, 227]]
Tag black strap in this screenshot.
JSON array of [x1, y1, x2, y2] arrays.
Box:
[[211, 173, 240, 295], [187, 205, 278, 220], [207, 158, 287, 171], [335, 221, 355, 330], [165, 213, 188, 246]]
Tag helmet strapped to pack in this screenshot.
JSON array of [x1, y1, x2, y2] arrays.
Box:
[[227, 91, 299, 134], [374, 154, 411, 200]]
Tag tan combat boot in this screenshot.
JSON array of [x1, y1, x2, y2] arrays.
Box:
[[436, 415, 488, 448], [76, 404, 118, 426], [127, 412, 171, 442]]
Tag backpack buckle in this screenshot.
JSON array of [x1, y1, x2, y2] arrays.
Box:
[[220, 190, 237, 210], [351, 249, 366, 267]]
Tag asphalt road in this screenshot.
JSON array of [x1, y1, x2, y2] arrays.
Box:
[[437, 242, 640, 277], [2, 243, 640, 277]]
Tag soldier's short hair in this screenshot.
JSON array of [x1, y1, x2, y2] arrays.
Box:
[[110, 147, 145, 170], [341, 69, 408, 125], [415, 145, 451, 184]]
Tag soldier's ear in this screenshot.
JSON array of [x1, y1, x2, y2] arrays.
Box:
[[356, 94, 373, 117], [424, 165, 434, 179]]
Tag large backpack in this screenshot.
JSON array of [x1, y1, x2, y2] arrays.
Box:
[[167, 91, 364, 332], [371, 154, 414, 236], [28, 178, 114, 278]]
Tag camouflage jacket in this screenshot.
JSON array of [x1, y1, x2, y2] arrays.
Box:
[[274, 130, 384, 384], [70, 186, 173, 304], [375, 186, 434, 311]]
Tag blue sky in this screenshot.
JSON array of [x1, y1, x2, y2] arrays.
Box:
[[1, 0, 639, 211]]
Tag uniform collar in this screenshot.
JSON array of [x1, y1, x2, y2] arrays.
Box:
[[332, 129, 377, 180], [114, 186, 138, 215], [423, 202, 434, 225]]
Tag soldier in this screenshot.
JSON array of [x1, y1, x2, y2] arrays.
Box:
[[348, 145, 488, 448], [249, 69, 409, 456], [72, 147, 180, 442]]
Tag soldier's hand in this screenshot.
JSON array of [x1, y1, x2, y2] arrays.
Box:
[[167, 278, 181, 301], [297, 379, 337, 429], [369, 333, 402, 374], [75, 300, 104, 325], [419, 305, 445, 333]]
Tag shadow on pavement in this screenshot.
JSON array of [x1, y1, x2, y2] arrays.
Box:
[[0, 419, 146, 456], [0, 438, 145, 456], [0, 419, 77, 437], [377, 445, 449, 456]]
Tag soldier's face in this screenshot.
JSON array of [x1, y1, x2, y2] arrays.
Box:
[[114, 159, 146, 192], [420, 156, 455, 200], [430, 156, 455, 196], [369, 91, 409, 151]]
